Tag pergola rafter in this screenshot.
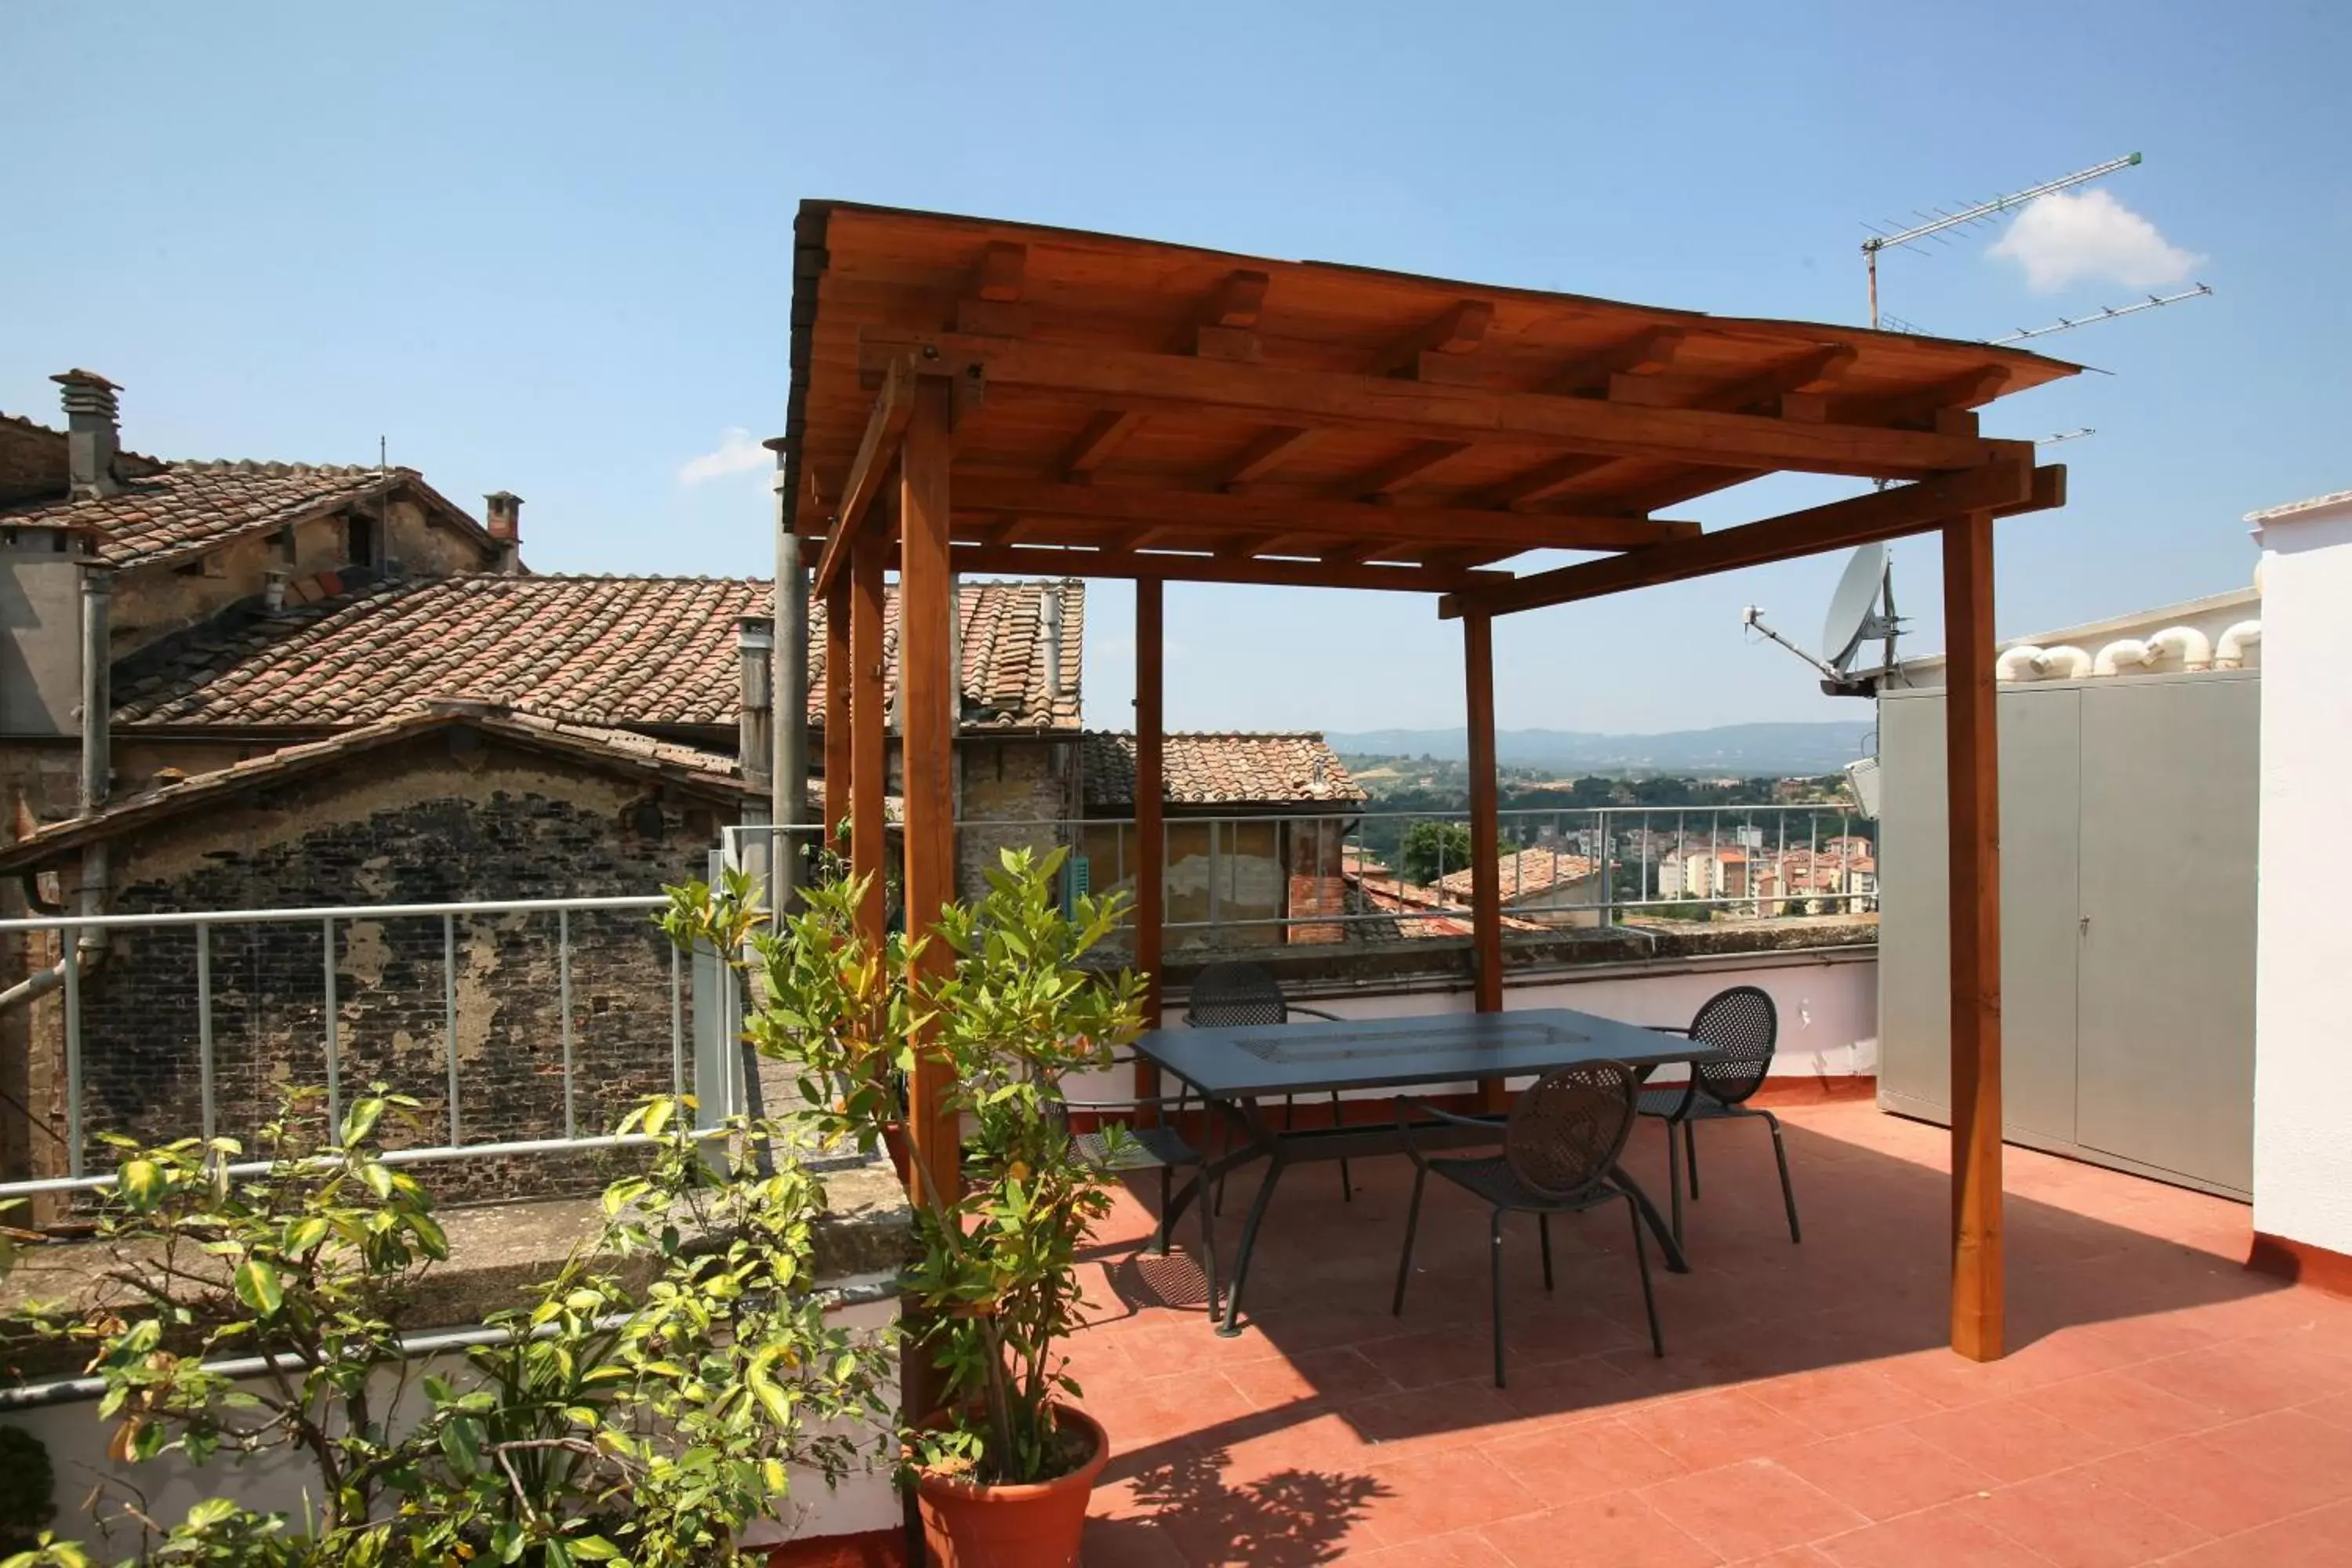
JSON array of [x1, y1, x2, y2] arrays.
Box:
[[782, 200, 2082, 1367]]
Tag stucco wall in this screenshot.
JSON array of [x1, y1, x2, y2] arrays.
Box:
[[2251, 500, 2352, 1257]]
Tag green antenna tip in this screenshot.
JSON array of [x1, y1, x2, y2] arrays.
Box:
[[2127, 151, 2143, 164]]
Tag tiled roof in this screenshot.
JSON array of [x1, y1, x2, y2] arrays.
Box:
[[0, 460, 488, 572], [1435, 846, 1600, 902], [115, 575, 1083, 734], [0, 701, 747, 874], [1082, 732, 1365, 809]]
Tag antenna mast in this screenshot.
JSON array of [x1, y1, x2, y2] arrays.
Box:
[[1862, 151, 2142, 329]]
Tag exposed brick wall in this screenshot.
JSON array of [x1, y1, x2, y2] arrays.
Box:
[[954, 736, 1078, 905], [46, 735, 725, 1203]]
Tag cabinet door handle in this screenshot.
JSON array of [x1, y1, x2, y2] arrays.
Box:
[[2078, 915, 2091, 936]]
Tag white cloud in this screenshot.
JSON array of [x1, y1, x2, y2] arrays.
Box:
[[1987, 189, 2202, 294], [676, 426, 770, 485]]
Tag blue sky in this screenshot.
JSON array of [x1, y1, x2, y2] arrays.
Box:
[[5, 2, 2344, 736]]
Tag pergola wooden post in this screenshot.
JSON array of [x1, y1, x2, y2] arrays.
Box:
[[1943, 509, 2004, 1360], [899, 380, 962, 1209], [783, 201, 2077, 1362], [1134, 580, 1167, 1113], [847, 523, 888, 951], [821, 574, 851, 855], [1463, 608, 1508, 1112]]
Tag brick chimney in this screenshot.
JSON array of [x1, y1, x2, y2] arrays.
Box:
[[483, 491, 523, 572], [51, 369, 122, 499]]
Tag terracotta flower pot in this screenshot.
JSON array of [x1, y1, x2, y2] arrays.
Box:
[[913, 1405, 1109, 1568]]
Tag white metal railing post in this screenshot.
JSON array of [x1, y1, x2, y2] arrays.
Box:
[[195, 922, 215, 1143], [61, 930, 82, 1179], [443, 915, 461, 1145], [322, 916, 341, 1135], [558, 908, 575, 1141]]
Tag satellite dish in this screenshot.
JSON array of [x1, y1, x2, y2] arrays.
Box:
[[1822, 543, 1889, 671]]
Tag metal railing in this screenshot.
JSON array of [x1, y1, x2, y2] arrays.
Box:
[[0, 895, 713, 1200], [721, 802, 1875, 946]]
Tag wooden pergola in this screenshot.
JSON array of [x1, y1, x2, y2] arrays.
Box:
[[782, 201, 2077, 1362]]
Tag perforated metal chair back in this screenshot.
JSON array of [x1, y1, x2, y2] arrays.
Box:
[[1185, 962, 1290, 1028], [1688, 985, 1778, 1106], [1503, 1061, 1639, 1202]]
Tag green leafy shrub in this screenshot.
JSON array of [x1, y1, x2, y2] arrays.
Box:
[[668, 846, 1145, 1487]]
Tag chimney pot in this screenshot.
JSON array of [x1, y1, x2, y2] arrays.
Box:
[[51, 369, 124, 499], [483, 492, 524, 573]]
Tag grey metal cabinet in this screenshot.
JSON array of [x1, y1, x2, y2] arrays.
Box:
[[1876, 672, 2256, 1197]]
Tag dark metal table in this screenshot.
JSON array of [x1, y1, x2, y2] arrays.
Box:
[[1133, 1007, 1717, 1335]]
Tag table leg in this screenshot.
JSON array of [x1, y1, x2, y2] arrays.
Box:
[[1610, 1166, 1691, 1274], [1218, 1147, 1287, 1337]]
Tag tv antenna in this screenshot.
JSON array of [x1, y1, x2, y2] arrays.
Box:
[[1990, 283, 2213, 344], [1860, 151, 2142, 329], [1741, 542, 1903, 698]]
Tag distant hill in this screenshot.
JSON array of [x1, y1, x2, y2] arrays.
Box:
[[1327, 721, 1877, 778]]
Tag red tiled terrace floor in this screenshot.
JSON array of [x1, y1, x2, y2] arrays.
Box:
[[1067, 1096, 2352, 1566]]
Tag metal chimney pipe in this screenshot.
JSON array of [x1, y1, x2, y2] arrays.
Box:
[[771, 455, 810, 909], [76, 568, 111, 959], [1041, 584, 1064, 705]]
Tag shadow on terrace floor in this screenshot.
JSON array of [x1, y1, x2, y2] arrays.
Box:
[[1066, 1096, 2352, 1566]]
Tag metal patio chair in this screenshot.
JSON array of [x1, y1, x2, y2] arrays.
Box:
[[1390, 1061, 1663, 1388], [1637, 985, 1801, 1247], [1185, 960, 1353, 1202], [1052, 1049, 1220, 1315]]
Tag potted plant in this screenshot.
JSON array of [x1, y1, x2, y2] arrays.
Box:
[[670, 847, 1145, 1567]]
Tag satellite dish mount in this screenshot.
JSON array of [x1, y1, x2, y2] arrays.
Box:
[[1741, 543, 1903, 697]]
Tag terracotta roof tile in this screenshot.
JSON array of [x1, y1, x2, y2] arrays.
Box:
[[116, 575, 1083, 734], [0, 701, 749, 874], [1083, 732, 1364, 808], [0, 460, 483, 571], [1435, 846, 1599, 901]]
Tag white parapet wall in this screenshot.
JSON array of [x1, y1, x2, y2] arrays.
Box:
[[2250, 489, 2352, 1260], [1066, 949, 1879, 1105]]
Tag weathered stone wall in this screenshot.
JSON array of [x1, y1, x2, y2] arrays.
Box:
[[44, 735, 727, 1203], [954, 736, 1077, 903]]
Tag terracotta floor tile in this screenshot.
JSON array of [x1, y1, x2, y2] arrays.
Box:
[[1733, 1549, 1842, 1568], [1778, 1424, 1999, 1520], [1901, 1396, 2122, 1483], [1617, 1388, 1825, 1472], [2296, 1389, 2352, 1431], [1479, 1494, 1724, 1568], [2157, 1496, 2352, 1568], [1969, 1467, 2211, 1568], [1341, 1527, 1509, 1566], [1354, 1327, 1512, 1392], [2079, 1413, 2352, 1538], [1813, 1499, 2053, 1568], [1341, 1379, 1523, 1455], [1062, 1104, 2348, 1566], [2027, 1369, 2223, 1447], [2121, 1340, 2352, 1422], [1478, 1414, 1690, 1501], [1747, 1363, 1934, 1439], [1220, 1345, 1400, 1411], [1636, 1460, 1871, 1560], [1077, 1514, 1192, 1567], [1353, 1445, 1547, 1548]]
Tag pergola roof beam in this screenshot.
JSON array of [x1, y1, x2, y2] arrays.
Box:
[[949, 543, 1506, 593], [949, 476, 1697, 552], [811, 354, 919, 595], [1442, 459, 2060, 619], [857, 331, 2006, 481], [1539, 326, 1686, 394]]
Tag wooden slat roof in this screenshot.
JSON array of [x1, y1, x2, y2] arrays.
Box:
[[784, 200, 2079, 597]]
